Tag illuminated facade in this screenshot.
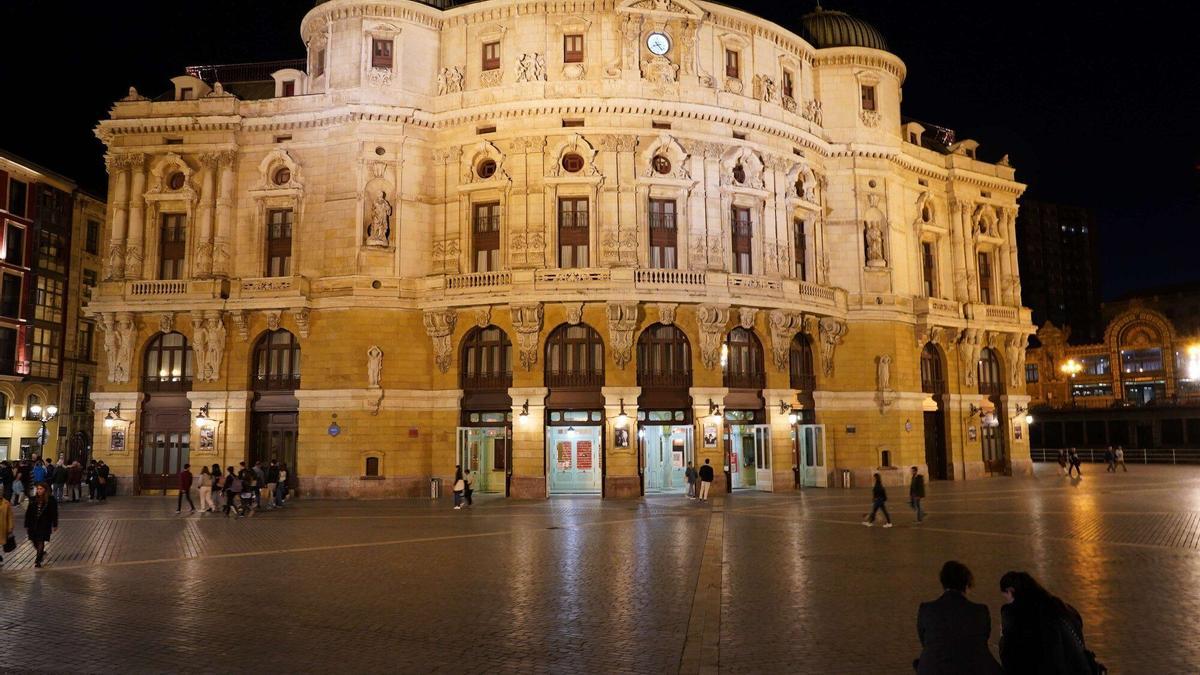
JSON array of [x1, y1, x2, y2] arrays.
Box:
[[90, 0, 1032, 497]]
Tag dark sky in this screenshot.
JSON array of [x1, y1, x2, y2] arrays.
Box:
[[2, 0, 1197, 300]]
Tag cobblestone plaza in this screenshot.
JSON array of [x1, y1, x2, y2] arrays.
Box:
[[3, 465, 1197, 673]]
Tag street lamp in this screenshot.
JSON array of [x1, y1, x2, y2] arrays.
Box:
[[1060, 359, 1083, 407], [103, 404, 125, 428], [30, 402, 59, 460]]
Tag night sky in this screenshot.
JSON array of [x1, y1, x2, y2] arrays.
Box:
[[1, 0, 1196, 299]]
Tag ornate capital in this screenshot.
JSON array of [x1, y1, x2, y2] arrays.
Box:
[[768, 310, 803, 372], [606, 302, 640, 369], [510, 303, 544, 371], [817, 317, 847, 377], [422, 309, 457, 373], [697, 304, 730, 370]]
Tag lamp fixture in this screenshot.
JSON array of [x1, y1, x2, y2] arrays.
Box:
[[778, 400, 792, 415], [707, 399, 722, 422], [615, 398, 629, 428], [103, 403, 124, 428], [967, 403, 982, 418], [519, 399, 530, 417]]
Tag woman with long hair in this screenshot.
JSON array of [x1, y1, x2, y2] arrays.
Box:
[[23, 482, 58, 568], [198, 465, 214, 512], [998, 571, 1099, 674]]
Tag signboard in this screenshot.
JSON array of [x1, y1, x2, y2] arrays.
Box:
[[110, 429, 126, 452], [577, 441, 593, 470], [198, 426, 215, 451], [703, 425, 718, 448]]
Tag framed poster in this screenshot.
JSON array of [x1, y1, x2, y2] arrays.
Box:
[[703, 425, 718, 448], [614, 427, 630, 449], [967, 425, 977, 441], [110, 428, 126, 452], [199, 426, 215, 451], [1014, 424, 1023, 440]]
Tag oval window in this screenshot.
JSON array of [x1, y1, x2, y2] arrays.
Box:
[[167, 172, 185, 191], [561, 153, 585, 173], [477, 159, 497, 179], [652, 155, 672, 175], [273, 167, 291, 186], [732, 164, 746, 184]]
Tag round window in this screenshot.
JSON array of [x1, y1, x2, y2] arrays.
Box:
[[273, 167, 291, 186], [921, 205, 932, 223], [167, 172, 185, 191], [732, 164, 746, 184], [561, 153, 585, 173], [652, 155, 672, 175], [477, 159, 497, 179]]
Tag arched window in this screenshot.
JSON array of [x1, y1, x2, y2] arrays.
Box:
[[977, 347, 1003, 396], [637, 324, 692, 389], [461, 326, 513, 390], [724, 327, 765, 389], [921, 343, 946, 394], [545, 323, 604, 388], [0, 391, 8, 419], [789, 334, 815, 391], [252, 329, 301, 391], [142, 332, 193, 392], [24, 394, 40, 421]]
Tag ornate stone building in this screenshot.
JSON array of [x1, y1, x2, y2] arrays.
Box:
[[90, 1, 1031, 497]]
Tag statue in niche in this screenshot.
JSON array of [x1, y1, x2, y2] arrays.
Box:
[[865, 221, 885, 267], [876, 354, 892, 392], [367, 345, 383, 389], [367, 191, 392, 247]]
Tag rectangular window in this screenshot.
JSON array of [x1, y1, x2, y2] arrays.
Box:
[[562, 119, 584, 128], [725, 49, 740, 78], [38, 232, 66, 274], [648, 199, 677, 270], [731, 207, 752, 274], [78, 321, 94, 361], [793, 219, 807, 281], [179, 87, 194, 101], [1025, 363, 1039, 384], [29, 326, 60, 379], [85, 219, 100, 254], [159, 213, 186, 280], [977, 251, 993, 304], [34, 277, 64, 323], [472, 202, 501, 272], [74, 374, 91, 413], [861, 84, 876, 111], [372, 39, 393, 69], [282, 80, 296, 97], [563, 34, 584, 63], [0, 274, 20, 318], [652, 121, 671, 130], [5, 224, 24, 265], [482, 41, 501, 71], [558, 197, 589, 269], [493, 438, 508, 471], [164, 138, 183, 145], [266, 209, 294, 277], [782, 70, 794, 99], [6, 180, 26, 217], [922, 241, 937, 297]]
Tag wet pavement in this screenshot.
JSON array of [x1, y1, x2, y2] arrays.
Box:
[[1, 464, 1196, 673]]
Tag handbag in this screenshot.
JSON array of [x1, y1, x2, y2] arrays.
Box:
[[3, 535, 14, 553]]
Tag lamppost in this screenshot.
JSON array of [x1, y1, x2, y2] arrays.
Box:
[[1060, 359, 1083, 407], [30, 402, 59, 461]]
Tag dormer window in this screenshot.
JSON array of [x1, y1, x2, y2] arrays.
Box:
[[725, 49, 740, 78], [860, 84, 876, 111], [563, 34, 584, 63], [179, 87, 195, 101], [282, 80, 296, 97], [482, 41, 501, 71], [372, 39, 393, 70]]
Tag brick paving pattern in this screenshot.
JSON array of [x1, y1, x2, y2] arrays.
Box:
[[2, 465, 1198, 672]]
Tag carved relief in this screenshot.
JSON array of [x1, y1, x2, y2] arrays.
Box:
[[546, 134, 602, 178], [958, 328, 983, 386], [697, 304, 730, 370], [564, 302, 584, 325], [437, 66, 464, 95], [562, 63, 586, 80], [158, 313, 174, 334], [656, 303, 677, 326], [516, 53, 546, 82], [366, 191, 392, 247], [367, 345, 383, 389], [606, 302, 640, 369], [474, 306, 492, 328], [724, 77, 743, 94], [817, 317, 847, 377], [753, 75, 776, 102], [511, 303, 544, 371], [768, 310, 803, 372], [720, 147, 765, 189], [481, 69, 502, 87], [640, 133, 691, 180], [193, 312, 226, 383], [1005, 333, 1027, 388], [876, 355, 892, 392], [641, 55, 678, 88], [737, 307, 757, 330], [860, 110, 881, 127], [101, 313, 136, 384], [229, 310, 248, 341], [803, 100, 823, 125], [265, 310, 282, 332], [422, 309, 457, 374], [293, 308, 310, 338], [865, 221, 886, 267], [367, 67, 393, 87]]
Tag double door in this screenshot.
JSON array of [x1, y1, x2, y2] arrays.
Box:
[[796, 424, 827, 488], [251, 411, 298, 489], [456, 427, 509, 494], [729, 424, 772, 491], [642, 425, 693, 493], [139, 400, 190, 491], [546, 425, 603, 494]]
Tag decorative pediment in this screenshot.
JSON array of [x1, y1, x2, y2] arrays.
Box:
[[784, 160, 818, 203], [639, 133, 691, 180], [461, 140, 511, 185], [617, 0, 705, 20], [720, 146, 765, 190], [257, 149, 303, 192], [146, 153, 196, 196], [546, 134, 602, 178]]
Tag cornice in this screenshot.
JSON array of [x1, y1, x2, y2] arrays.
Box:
[[812, 49, 906, 82]]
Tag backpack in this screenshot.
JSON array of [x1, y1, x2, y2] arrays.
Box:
[[229, 477, 243, 493]]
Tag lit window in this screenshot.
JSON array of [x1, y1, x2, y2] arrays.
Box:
[[860, 84, 876, 111], [372, 39, 393, 70]]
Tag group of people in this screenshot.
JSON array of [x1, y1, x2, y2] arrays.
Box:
[[452, 465, 475, 509], [1056, 447, 1128, 477], [683, 459, 717, 500], [915, 560, 1104, 674], [1, 457, 112, 506], [176, 460, 291, 518], [862, 466, 927, 527]]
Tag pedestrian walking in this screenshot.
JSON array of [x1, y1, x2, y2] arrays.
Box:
[[24, 482, 58, 568], [252, 461, 267, 509], [914, 561, 1002, 674], [0, 460, 13, 502], [85, 460, 98, 501], [909, 466, 926, 523], [698, 458, 715, 501], [863, 473, 893, 527], [66, 461, 82, 503], [264, 460, 279, 509], [211, 463, 224, 511], [1056, 449, 1068, 476], [463, 468, 475, 507], [452, 465, 465, 510], [1067, 448, 1082, 477], [51, 461, 67, 503], [96, 461, 110, 501], [0, 494, 13, 566], [999, 571, 1104, 674], [176, 464, 196, 513], [1115, 446, 1127, 472], [198, 465, 214, 512], [32, 459, 47, 486], [1103, 447, 1115, 473], [684, 461, 698, 499], [223, 466, 241, 516], [275, 463, 289, 507]]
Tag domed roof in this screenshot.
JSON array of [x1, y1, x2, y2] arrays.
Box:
[[800, 5, 889, 52]]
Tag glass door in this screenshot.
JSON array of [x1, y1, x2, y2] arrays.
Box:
[[730, 424, 771, 491], [798, 424, 826, 488], [643, 425, 692, 493], [546, 425, 603, 494], [457, 427, 507, 493], [753, 425, 772, 492]]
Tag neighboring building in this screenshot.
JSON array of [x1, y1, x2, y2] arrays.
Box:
[[90, 1, 1032, 498], [1026, 305, 1200, 450], [63, 193, 104, 461], [0, 150, 102, 462], [1015, 200, 1101, 343], [1104, 282, 1200, 338]]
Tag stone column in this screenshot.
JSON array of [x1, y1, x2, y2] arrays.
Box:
[[509, 387, 549, 498], [957, 201, 979, 303], [691, 386, 729, 494], [195, 153, 218, 277], [124, 154, 146, 280], [602, 386, 641, 497], [105, 155, 129, 281], [213, 151, 236, 277]]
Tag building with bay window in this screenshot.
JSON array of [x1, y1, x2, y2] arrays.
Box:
[[89, 1, 1032, 497]]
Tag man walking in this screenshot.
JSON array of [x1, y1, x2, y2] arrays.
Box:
[[684, 461, 698, 499], [264, 460, 280, 509], [252, 461, 267, 510], [698, 458, 715, 501], [1104, 447, 1116, 473], [1067, 448, 1082, 478], [1115, 446, 1127, 472], [66, 461, 82, 503], [51, 461, 67, 503], [176, 464, 195, 513], [909, 466, 926, 523], [96, 461, 110, 501]]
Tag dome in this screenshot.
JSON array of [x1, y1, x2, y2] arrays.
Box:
[[800, 5, 889, 52]]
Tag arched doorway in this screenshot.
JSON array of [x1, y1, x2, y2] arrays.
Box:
[[544, 323, 605, 495], [139, 332, 193, 491], [921, 343, 949, 480], [458, 326, 513, 495], [723, 327, 770, 491], [636, 324, 693, 494], [977, 347, 1008, 475], [250, 329, 300, 492]]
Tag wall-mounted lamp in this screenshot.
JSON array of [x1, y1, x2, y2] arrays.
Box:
[[519, 399, 530, 423], [1015, 403, 1033, 425], [967, 403, 983, 418], [103, 404, 125, 428], [707, 399, 722, 423], [615, 398, 629, 428]]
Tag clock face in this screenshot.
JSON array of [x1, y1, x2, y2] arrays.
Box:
[[646, 32, 671, 56]]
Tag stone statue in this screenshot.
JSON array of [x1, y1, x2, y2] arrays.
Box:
[[192, 320, 210, 381], [367, 191, 392, 246], [533, 53, 546, 82], [205, 316, 226, 381], [114, 315, 135, 384], [865, 222, 885, 267], [516, 54, 534, 83], [876, 354, 892, 392], [367, 345, 383, 389], [103, 322, 119, 382]]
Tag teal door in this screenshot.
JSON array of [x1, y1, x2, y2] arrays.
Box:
[[547, 426, 603, 494]]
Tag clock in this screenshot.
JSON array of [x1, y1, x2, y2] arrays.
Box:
[[646, 32, 671, 56]]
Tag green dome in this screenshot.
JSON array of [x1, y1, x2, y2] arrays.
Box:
[[800, 5, 889, 52]]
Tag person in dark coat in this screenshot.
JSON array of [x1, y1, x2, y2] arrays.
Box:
[[915, 561, 1002, 674], [66, 461, 83, 502], [909, 466, 926, 523], [862, 473, 892, 527], [0, 460, 13, 501], [96, 461, 110, 501], [24, 482, 58, 568], [999, 571, 1096, 674]]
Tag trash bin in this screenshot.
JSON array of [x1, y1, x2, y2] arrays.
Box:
[[430, 477, 442, 499], [841, 469, 852, 489]]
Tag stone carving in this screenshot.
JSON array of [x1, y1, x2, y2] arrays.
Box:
[[802, 99, 823, 125], [819, 252, 830, 284], [564, 302, 584, 325], [422, 309, 456, 373], [641, 55, 678, 87], [737, 307, 757, 330], [753, 75, 776, 102], [367, 191, 392, 247], [158, 313, 174, 334], [656, 303, 677, 326], [958, 328, 983, 386], [724, 77, 743, 94], [510, 303, 544, 371], [696, 304, 730, 370], [721, 147, 765, 190], [229, 310, 248, 341], [481, 69, 502, 87], [367, 67, 393, 87], [620, 15, 643, 74], [474, 306, 492, 328], [367, 345, 383, 389], [437, 66, 464, 95], [876, 355, 892, 392], [679, 21, 697, 75], [641, 133, 691, 180], [265, 310, 282, 332], [1005, 333, 1027, 388], [293, 308, 310, 338], [606, 302, 640, 369], [101, 313, 136, 384], [121, 86, 148, 102], [767, 310, 803, 371], [860, 110, 881, 127], [817, 317, 847, 377], [516, 53, 546, 82], [562, 63, 586, 80], [203, 314, 226, 382], [865, 221, 886, 267], [781, 95, 797, 113]]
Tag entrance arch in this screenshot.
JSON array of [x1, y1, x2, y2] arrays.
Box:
[[636, 324, 694, 494], [544, 323, 605, 494], [458, 325, 513, 495], [977, 347, 1008, 475], [139, 332, 193, 491], [921, 343, 949, 480], [250, 329, 300, 492]]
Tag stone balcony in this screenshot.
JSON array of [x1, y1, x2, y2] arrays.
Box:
[[97, 278, 230, 306], [232, 275, 311, 300], [914, 296, 963, 321], [965, 302, 1032, 327]]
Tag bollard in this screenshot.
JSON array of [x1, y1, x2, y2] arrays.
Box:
[[841, 469, 852, 489], [430, 477, 442, 499]]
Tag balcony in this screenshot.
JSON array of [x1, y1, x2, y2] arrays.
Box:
[[914, 296, 962, 321], [447, 271, 512, 292], [634, 268, 706, 291], [118, 278, 229, 302], [965, 303, 1029, 326]]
